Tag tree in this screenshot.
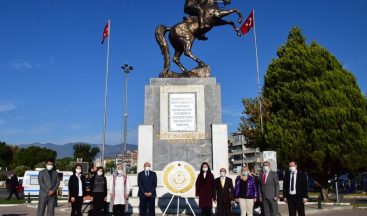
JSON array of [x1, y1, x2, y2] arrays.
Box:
[[13, 165, 30, 177], [239, 97, 271, 149], [262, 27, 367, 200], [15, 146, 57, 169], [56, 157, 74, 171], [0, 141, 13, 169], [105, 160, 115, 174], [73, 143, 100, 163]]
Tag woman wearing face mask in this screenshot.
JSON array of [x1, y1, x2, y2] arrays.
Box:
[[68, 164, 86, 216], [234, 165, 257, 216], [90, 166, 107, 215], [195, 162, 215, 216], [110, 164, 131, 216]]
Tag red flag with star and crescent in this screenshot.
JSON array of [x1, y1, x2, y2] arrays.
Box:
[[101, 21, 109, 44], [241, 10, 254, 35]]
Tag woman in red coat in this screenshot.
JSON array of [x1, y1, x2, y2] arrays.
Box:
[[196, 162, 215, 216]]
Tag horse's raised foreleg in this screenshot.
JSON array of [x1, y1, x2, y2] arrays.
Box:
[[216, 9, 243, 24], [173, 49, 188, 73], [215, 19, 241, 37]]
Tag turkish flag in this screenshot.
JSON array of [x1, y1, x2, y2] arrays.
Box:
[[241, 10, 254, 35], [101, 21, 109, 44]]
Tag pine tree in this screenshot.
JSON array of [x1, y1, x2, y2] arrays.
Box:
[[263, 27, 367, 199]]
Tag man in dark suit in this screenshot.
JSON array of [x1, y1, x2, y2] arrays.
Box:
[[259, 161, 279, 216], [283, 161, 308, 216], [214, 168, 234, 216], [37, 159, 60, 216], [138, 162, 157, 216]]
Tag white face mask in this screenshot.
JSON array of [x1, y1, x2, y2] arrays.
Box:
[[97, 171, 103, 176], [289, 166, 297, 173], [263, 166, 270, 172], [75, 169, 82, 174], [144, 167, 151, 171], [220, 172, 226, 177], [117, 169, 124, 174], [202, 167, 208, 172], [46, 165, 53, 171], [242, 171, 248, 176]]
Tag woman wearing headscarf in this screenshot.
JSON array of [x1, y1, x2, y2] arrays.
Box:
[[110, 164, 131, 216]]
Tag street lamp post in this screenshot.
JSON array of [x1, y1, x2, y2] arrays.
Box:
[[121, 64, 133, 158]]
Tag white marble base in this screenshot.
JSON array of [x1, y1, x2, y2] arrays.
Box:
[[212, 124, 229, 176], [137, 125, 153, 173]]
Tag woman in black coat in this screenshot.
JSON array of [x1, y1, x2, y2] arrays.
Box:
[[196, 162, 215, 216], [90, 166, 108, 215], [68, 164, 86, 216]]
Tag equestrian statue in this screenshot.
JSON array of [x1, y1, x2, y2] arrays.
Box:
[[155, 0, 243, 78]]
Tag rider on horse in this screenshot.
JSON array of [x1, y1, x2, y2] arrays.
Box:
[[184, 0, 209, 40]]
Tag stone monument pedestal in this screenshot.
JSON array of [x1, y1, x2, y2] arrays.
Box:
[[137, 78, 228, 176]]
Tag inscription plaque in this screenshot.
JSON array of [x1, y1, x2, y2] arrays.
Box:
[[169, 93, 196, 132]]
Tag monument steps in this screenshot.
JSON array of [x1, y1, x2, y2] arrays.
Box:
[[123, 197, 241, 214]]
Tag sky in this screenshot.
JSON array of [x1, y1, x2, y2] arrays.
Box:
[[0, 0, 366, 146]]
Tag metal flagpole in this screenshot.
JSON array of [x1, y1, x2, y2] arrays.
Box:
[[252, 10, 264, 133], [102, 19, 111, 166]]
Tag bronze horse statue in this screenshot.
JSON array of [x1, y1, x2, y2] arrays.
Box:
[[155, 0, 243, 78]]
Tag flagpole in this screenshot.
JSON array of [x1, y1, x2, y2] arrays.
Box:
[[252, 10, 264, 133], [102, 19, 110, 167]]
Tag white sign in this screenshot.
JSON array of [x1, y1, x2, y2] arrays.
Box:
[[169, 93, 196, 132]]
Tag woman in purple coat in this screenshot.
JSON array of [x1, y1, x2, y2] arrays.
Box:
[[234, 165, 258, 216], [195, 162, 215, 216]]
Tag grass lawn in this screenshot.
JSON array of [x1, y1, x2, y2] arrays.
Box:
[[0, 198, 26, 204], [353, 203, 367, 208]]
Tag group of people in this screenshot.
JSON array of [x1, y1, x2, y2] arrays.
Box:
[[36, 159, 130, 216], [194, 161, 308, 216], [35, 158, 308, 216], [136, 160, 308, 216], [68, 164, 130, 216]]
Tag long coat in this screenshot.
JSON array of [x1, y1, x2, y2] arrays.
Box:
[[195, 172, 215, 208], [214, 177, 234, 207]]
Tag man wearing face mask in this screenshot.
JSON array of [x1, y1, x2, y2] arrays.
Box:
[[258, 161, 279, 216], [37, 159, 60, 216], [283, 161, 308, 216], [110, 164, 131, 216], [214, 168, 234, 216], [234, 165, 257, 216], [68, 164, 86, 216], [138, 162, 157, 216]]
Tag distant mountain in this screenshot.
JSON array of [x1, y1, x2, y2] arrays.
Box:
[[20, 143, 137, 159]]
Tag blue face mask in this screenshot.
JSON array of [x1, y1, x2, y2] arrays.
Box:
[[242, 171, 248, 176]]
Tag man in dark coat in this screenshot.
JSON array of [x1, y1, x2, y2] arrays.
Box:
[[6, 173, 20, 200], [283, 161, 308, 216], [138, 162, 157, 216], [214, 168, 234, 216]]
